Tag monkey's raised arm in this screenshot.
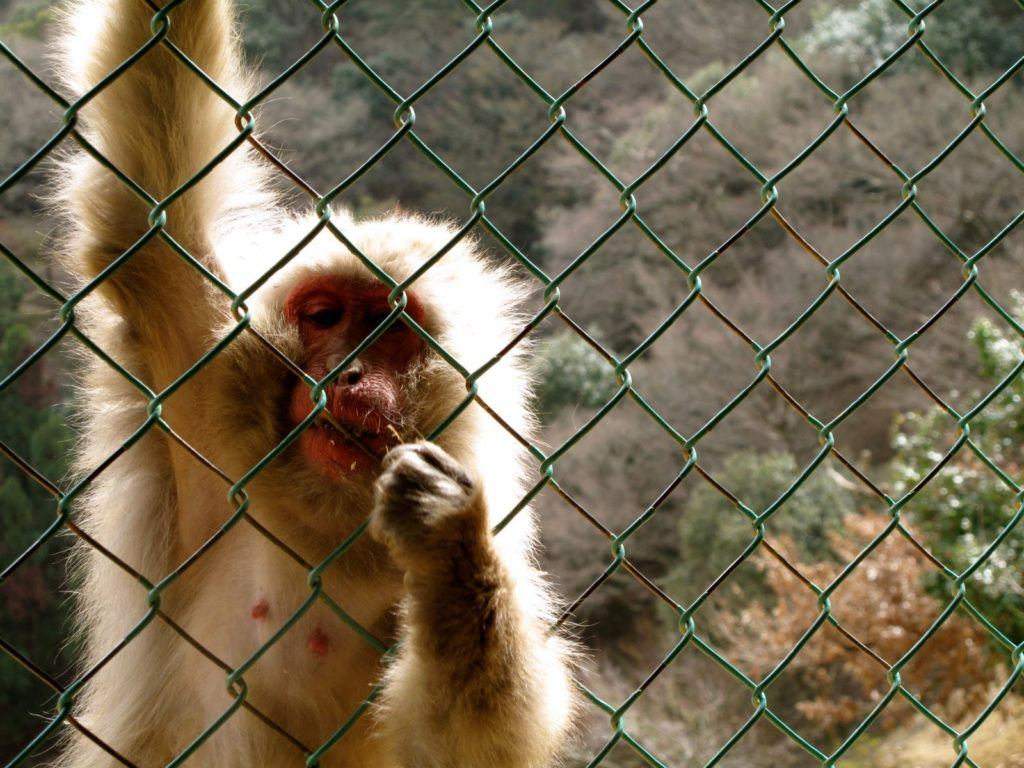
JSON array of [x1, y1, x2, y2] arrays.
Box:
[[371, 443, 576, 768], [56, 0, 267, 356]]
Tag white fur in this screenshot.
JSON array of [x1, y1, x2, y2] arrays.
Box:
[[51, 2, 574, 767]]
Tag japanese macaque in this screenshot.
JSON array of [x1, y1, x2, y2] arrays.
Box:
[[51, 1, 575, 766]]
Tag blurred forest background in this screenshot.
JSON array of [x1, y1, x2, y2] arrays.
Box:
[[1, 0, 1023, 765]]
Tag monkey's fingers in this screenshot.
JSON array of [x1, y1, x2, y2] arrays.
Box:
[[369, 442, 485, 565]]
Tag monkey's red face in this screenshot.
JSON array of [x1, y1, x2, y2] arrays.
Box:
[[284, 276, 426, 477]]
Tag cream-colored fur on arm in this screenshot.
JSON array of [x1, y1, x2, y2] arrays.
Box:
[[371, 443, 575, 768], [52, 4, 275, 766], [54, 0, 270, 347]]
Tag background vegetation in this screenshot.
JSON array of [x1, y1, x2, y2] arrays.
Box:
[[1, 0, 1022, 764]]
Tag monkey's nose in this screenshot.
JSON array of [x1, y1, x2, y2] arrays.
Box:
[[325, 355, 363, 386], [340, 358, 363, 387]]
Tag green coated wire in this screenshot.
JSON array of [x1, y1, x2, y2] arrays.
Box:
[[0, 1, 1022, 766]]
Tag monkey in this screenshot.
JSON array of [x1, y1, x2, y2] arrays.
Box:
[[48, 1, 576, 766]]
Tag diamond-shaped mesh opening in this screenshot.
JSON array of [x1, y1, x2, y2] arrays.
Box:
[[2, 0, 1024, 766]]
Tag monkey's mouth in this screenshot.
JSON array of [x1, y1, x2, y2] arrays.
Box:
[[289, 382, 406, 477], [299, 410, 399, 475]]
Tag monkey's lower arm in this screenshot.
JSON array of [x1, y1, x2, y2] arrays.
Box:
[[371, 444, 574, 768]]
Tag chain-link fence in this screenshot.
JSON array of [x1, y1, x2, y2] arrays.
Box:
[[1, 0, 1023, 766]]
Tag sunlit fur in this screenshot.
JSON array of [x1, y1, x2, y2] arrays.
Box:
[[51, 1, 575, 766]]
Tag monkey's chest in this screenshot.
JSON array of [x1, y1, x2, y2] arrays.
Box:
[[182, 581, 383, 705]]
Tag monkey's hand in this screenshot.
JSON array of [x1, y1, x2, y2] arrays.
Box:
[[369, 441, 487, 572]]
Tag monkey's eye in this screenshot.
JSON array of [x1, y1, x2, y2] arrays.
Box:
[[305, 306, 344, 328]]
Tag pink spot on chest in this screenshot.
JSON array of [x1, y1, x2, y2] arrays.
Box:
[[251, 598, 270, 620], [307, 626, 330, 657]]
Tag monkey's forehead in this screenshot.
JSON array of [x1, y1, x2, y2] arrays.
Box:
[[218, 211, 478, 298], [216, 211, 530, 355]]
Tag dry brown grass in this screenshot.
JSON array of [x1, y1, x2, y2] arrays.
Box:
[[845, 696, 1024, 768]]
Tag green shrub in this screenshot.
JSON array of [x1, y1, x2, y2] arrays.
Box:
[[890, 300, 1024, 642], [671, 451, 857, 608], [533, 331, 620, 417]]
